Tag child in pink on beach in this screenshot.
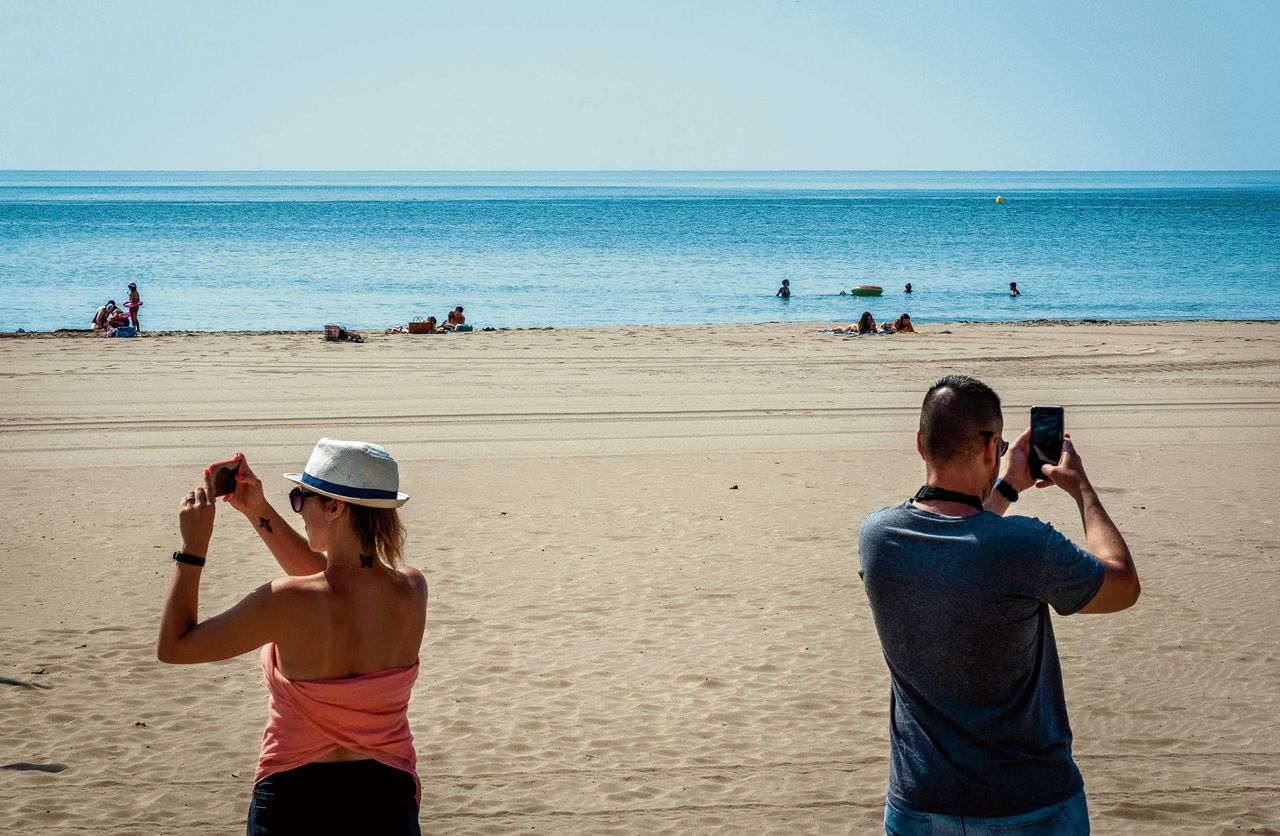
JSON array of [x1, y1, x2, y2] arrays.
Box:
[[125, 282, 144, 334]]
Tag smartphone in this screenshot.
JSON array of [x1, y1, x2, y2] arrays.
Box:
[[1028, 405, 1065, 481], [205, 457, 241, 497]]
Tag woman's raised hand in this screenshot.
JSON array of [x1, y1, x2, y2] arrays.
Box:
[[218, 452, 269, 517], [178, 486, 216, 556]]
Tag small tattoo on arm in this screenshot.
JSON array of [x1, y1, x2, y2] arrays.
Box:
[[360, 554, 374, 568], [259, 517, 273, 533]]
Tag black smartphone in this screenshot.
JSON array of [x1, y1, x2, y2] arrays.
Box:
[[1029, 405, 1065, 481], [206, 458, 241, 497]]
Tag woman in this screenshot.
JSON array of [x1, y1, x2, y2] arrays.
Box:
[[881, 313, 916, 333], [157, 439, 427, 834], [835, 311, 880, 335]]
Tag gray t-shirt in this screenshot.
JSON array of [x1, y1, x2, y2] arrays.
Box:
[[858, 501, 1105, 817]]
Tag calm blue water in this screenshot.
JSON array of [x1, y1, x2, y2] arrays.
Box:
[[2, 171, 1278, 331]]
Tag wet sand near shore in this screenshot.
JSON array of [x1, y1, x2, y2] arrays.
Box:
[[1, 321, 1278, 834]]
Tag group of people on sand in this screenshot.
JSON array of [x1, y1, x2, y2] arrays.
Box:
[[91, 282, 144, 335], [157, 371, 1138, 834], [394, 306, 470, 334], [837, 311, 915, 334]]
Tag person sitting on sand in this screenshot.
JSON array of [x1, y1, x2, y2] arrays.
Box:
[[1010, 281, 1020, 297], [103, 302, 132, 333], [881, 313, 915, 334], [443, 306, 465, 330], [157, 440, 426, 834], [776, 279, 791, 298], [92, 300, 117, 331], [422, 316, 440, 333]]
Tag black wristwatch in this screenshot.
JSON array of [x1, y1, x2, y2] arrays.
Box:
[[172, 550, 207, 567], [994, 479, 1019, 503]]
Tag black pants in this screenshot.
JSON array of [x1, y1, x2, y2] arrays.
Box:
[[247, 760, 420, 835]]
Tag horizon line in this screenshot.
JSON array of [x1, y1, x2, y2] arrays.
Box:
[[4, 168, 1280, 174]]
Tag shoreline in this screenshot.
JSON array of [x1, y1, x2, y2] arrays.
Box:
[[5, 317, 1280, 339]]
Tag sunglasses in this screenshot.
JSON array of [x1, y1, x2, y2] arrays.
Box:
[[979, 431, 1009, 458], [288, 487, 320, 513]]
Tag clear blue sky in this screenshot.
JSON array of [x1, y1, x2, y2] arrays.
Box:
[[2, 0, 1277, 170]]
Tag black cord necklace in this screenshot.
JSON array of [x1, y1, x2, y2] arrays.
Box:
[[913, 484, 985, 512]]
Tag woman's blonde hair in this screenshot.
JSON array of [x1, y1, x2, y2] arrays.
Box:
[[346, 504, 406, 567]]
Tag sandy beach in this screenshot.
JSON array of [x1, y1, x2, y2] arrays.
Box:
[[2, 321, 1278, 834]]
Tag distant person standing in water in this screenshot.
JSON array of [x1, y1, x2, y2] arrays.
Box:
[[1010, 282, 1021, 298], [905, 283, 913, 294], [776, 279, 791, 298], [125, 282, 144, 333]]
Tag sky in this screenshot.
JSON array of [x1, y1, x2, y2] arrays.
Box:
[[1, 0, 1277, 170]]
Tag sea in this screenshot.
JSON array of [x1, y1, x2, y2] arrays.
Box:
[[1, 170, 1278, 332]]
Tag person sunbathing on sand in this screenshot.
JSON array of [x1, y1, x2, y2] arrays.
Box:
[[837, 311, 880, 334], [157, 440, 427, 834], [881, 313, 915, 333], [443, 306, 465, 330]]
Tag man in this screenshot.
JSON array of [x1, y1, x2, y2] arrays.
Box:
[[776, 279, 791, 298], [859, 375, 1138, 834]]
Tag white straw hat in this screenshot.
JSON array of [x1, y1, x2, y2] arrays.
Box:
[[284, 438, 409, 508]]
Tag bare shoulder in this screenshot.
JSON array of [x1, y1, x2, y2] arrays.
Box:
[[396, 565, 429, 597], [266, 573, 330, 606]]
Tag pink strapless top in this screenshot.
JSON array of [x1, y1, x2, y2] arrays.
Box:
[[256, 643, 421, 804]]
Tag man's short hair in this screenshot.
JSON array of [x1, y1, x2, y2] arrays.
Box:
[[919, 375, 1003, 463]]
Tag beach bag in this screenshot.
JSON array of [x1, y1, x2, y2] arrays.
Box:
[[407, 321, 433, 335], [324, 324, 341, 342]]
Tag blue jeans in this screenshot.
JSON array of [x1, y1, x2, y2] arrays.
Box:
[[884, 791, 1088, 835]]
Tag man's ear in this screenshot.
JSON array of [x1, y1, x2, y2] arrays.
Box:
[[983, 434, 998, 468], [916, 431, 926, 461]]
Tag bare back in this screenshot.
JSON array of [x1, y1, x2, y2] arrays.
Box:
[[272, 565, 427, 682]]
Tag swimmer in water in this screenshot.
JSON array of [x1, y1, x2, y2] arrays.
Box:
[[905, 282, 913, 294], [776, 279, 791, 299], [1010, 281, 1020, 297]]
